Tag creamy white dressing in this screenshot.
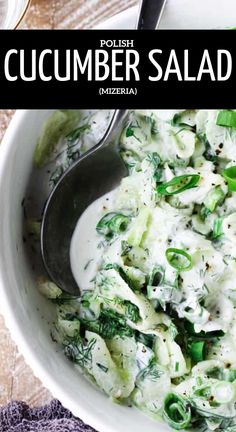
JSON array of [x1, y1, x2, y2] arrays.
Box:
[[70, 190, 116, 292]]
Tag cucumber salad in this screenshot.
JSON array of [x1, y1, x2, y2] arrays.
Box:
[[34, 109, 236, 431]]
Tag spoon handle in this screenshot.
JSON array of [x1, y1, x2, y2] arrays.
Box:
[[104, 0, 167, 144], [136, 0, 167, 30]]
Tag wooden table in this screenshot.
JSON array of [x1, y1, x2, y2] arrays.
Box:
[[0, 0, 135, 407]]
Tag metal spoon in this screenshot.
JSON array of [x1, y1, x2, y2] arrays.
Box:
[[41, 0, 167, 295]]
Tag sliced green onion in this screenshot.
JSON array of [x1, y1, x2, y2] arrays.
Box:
[[216, 110, 236, 128], [163, 393, 192, 430], [190, 341, 206, 363], [223, 166, 236, 192], [204, 186, 225, 212], [96, 212, 130, 239], [157, 175, 200, 196], [211, 217, 223, 240], [166, 248, 192, 271]]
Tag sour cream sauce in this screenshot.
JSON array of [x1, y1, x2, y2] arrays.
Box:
[[70, 190, 115, 292]]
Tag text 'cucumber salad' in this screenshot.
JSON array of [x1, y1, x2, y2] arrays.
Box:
[[33, 109, 236, 431]]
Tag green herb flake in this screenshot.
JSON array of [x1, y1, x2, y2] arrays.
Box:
[[64, 337, 96, 368], [96, 363, 108, 373], [66, 123, 91, 144], [126, 127, 135, 138]]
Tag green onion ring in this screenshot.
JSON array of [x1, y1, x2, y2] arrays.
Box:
[[157, 174, 200, 196], [166, 248, 192, 271], [96, 212, 130, 239], [163, 393, 192, 430], [190, 341, 206, 363], [216, 110, 236, 128]]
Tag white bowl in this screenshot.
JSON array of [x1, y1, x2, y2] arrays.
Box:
[[1, 2, 236, 432], [0, 0, 31, 29]]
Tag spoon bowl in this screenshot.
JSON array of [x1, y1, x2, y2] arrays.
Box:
[[41, 110, 128, 294]]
